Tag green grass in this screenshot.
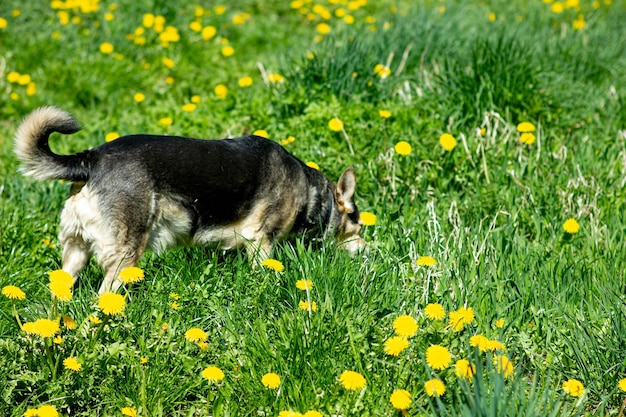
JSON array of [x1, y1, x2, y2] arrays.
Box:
[[1, 0, 626, 416]]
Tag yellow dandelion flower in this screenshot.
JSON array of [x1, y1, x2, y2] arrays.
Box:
[[62, 315, 77, 330], [49, 281, 72, 302], [221, 45, 235, 57], [169, 301, 180, 310], [26, 82, 37, 96], [185, 327, 208, 343], [383, 336, 409, 356], [552, 2, 565, 13], [2, 285, 25, 300], [455, 359, 475, 381], [416, 256, 437, 266], [563, 218, 580, 234], [562, 378, 584, 397], [373, 64, 391, 79], [0, 17, 7, 29], [189, 21, 202, 32], [281, 136, 295, 145], [379, 109, 392, 118], [202, 25, 217, 41], [424, 378, 446, 397], [261, 258, 284, 272], [24, 407, 38, 417], [98, 291, 126, 316], [517, 122, 536, 133], [306, 161, 320, 170], [469, 334, 490, 352], [261, 372, 281, 389], [393, 315, 418, 337], [34, 405, 59, 417], [140, 356, 149, 364], [390, 389, 412, 410], [328, 118, 344, 132], [394, 141, 412, 156], [118, 266, 144, 284], [486, 339, 506, 351], [63, 357, 82, 371], [31, 318, 61, 338], [520, 132, 536, 145], [424, 303, 446, 320], [214, 84, 228, 99], [159, 117, 173, 126], [360, 211, 376, 226], [573, 17, 586, 30], [449, 310, 465, 331], [49, 269, 73, 287], [162, 57, 175, 68], [142, 13, 155, 28], [494, 355, 514, 379], [17, 74, 32, 85], [267, 73, 284, 83], [214, 5, 226, 15], [88, 315, 102, 325], [133, 92, 145, 103], [426, 344, 452, 370], [299, 300, 318, 312], [202, 366, 225, 382], [22, 321, 37, 335], [170, 292, 180, 300], [495, 318, 505, 328], [439, 133, 457, 151], [53, 335, 63, 344], [303, 411, 322, 417], [105, 132, 120, 142], [7, 72, 21, 83], [296, 279, 314, 291], [618, 378, 626, 392], [339, 370, 366, 390], [99, 42, 114, 54], [121, 407, 137, 417], [253, 129, 269, 138], [316, 22, 331, 35], [238, 76, 253, 87]]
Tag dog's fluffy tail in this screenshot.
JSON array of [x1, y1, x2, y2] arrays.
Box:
[[14, 106, 91, 182]]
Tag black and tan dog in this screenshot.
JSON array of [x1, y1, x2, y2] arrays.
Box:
[[15, 107, 365, 294]]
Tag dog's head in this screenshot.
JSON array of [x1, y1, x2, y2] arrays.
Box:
[[332, 167, 367, 255]]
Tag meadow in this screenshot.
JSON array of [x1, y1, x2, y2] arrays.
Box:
[[1, 0, 625, 416]]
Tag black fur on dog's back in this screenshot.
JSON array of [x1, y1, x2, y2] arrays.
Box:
[[88, 134, 332, 232]]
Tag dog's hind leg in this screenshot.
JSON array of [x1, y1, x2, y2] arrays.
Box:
[[98, 245, 146, 294], [60, 235, 91, 284], [58, 186, 93, 285]]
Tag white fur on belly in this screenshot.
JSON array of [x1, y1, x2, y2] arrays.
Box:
[[147, 197, 268, 253]]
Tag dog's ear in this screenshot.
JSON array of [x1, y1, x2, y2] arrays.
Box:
[[336, 167, 356, 213]]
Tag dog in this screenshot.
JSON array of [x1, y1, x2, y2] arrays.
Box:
[[15, 106, 366, 294]]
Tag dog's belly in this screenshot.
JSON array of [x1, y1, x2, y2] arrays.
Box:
[[147, 196, 267, 253]]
